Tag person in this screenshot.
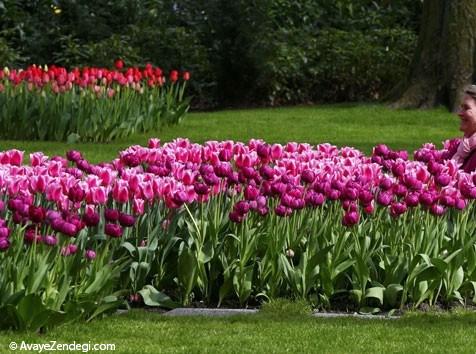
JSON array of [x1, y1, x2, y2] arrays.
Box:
[[451, 85, 476, 172]]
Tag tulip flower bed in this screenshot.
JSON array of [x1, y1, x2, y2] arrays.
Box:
[[1, 137, 476, 331], [0, 62, 190, 142]]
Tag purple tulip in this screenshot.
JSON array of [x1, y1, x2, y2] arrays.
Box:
[[291, 198, 305, 210], [455, 198, 467, 210], [202, 173, 220, 186], [379, 178, 393, 190], [427, 160, 443, 175], [405, 193, 420, 207], [66, 150, 82, 162], [440, 195, 455, 207], [218, 149, 233, 162], [173, 191, 189, 205], [281, 194, 294, 208], [242, 167, 256, 180], [28, 205, 46, 223], [393, 184, 408, 197], [331, 180, 345, 192], [256, 195, 267, 208], [0, 227, 10, 239], [371, 155, 383, 165], [390, 202, 407, 217], [342, 187, 359, 201], [327, 189, 341, 201], [214, 162, 232, 177], [229, 210, 244, 223], [373, 144, 390, 158], [301, 170, 315, 184], [76, 159, 91, 171], [257, 144, 270, 159], [7, 198, 23, 211], [460, 183, 476, 199], [397, 150, 408, 160], [194, 183, 209, 195], [82, 210, 100, 227], [85, 249, 96, 260], [403, 175, 422, 190], [342, 210, 360, 227], [271, 182, 287, 196], [342, 200, 358, 212], [0, 238, 10, 251], [234, 201, 250, 215], [419, 192, 435, 207], [244, 185, 260, 201], [430, 204, 446, 216], [105, 208, 120, 222], [363, 203, 375, 214], [376, 191, 393, 206], [275, 204, 292, 217], [68, 185, 85, 202], [306, 192, 325, 207], [227, 172, 239, 185], [358, 190, 374, 205], [435, 174, 451, 187], [122, 154, 141, 167], [43, 235, 58, 246], [24, 228, 40, 244], [12, 212, 25, 225], [119, 212, 135, 227], [46, 210, 62, 222], [259, 165, 274, 180], [257, 206, 269, 216], [60, 222, 78, 237], [63, 244, 78, 256], [105, 223, 123, 238], [391, 162, 405, 177], [199, 164, 214, 176]]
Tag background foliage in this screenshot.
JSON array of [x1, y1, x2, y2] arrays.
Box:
[[0, 0, 422, 108]]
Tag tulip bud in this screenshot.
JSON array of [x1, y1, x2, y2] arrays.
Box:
[[118, 212, 135, 227], [105, 223, 123, 238], [275, 204, 292, 217], [28, 205, 46, 223], [114, 59, 124, 70], [66, 150, 83, 163], [83, 208, 99, 226], [301, 170, 315, 184], [228, 210, 244, 223], [390, 202, 407, 217], [85, 249, 96, 260], [104, 209, 120, 222], [43, 235, 58, 246], [244, 185, 260, 201], [0, 227, 10, 238], [342, 210, 360, 227], [0, 238, 10, 251]]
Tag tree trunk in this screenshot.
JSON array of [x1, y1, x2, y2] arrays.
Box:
[[392, 0, 476, 112]]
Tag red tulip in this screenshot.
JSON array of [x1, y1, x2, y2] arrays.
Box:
[[169, 70, 179, 83], [114, 59, 124, 70]]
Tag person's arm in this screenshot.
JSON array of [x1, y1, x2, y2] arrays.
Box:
[[462, 148, 476, 172]]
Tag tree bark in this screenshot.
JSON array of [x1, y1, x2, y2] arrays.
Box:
[[392, 0, 476, 112]]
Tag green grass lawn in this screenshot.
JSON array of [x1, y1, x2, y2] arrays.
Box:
[[0, 104, 459, 163], [1, 305, 475, 354]]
